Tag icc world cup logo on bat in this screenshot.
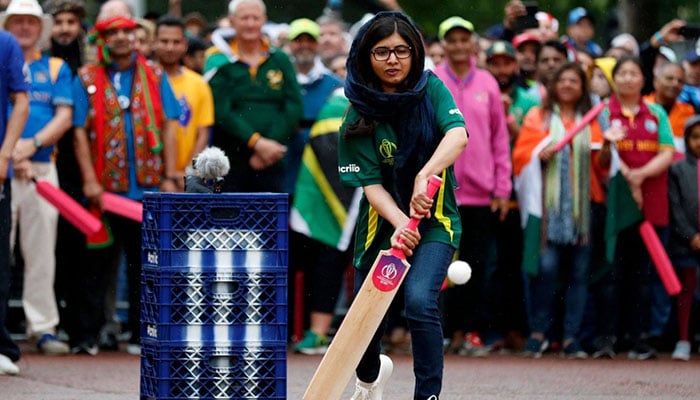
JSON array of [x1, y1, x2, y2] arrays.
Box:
[[372, 257, 406, 292]]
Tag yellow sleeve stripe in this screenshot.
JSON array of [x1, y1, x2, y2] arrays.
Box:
[[365, 205, 378, 251], [434, 170, 454, 242]]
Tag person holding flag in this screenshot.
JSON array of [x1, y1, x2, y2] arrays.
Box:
[[512, 62, 608, 359], [71, 14, 180, 355], [594, 55, 675, 360]]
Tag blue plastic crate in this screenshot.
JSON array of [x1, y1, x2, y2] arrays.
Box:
[[141, 268, 286, 342], [142, 193, 288, 269], [140, 339, 286, 400]]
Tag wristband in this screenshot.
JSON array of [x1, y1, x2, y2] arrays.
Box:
[[247, 132, 261, 149], [162, 176, 179, 185], [654, 31, 665, 46]]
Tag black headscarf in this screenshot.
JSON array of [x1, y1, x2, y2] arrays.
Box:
[[344, 11, 441, 212]]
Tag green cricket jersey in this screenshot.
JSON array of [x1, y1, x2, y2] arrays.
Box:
[[338, 74, 465, 270]]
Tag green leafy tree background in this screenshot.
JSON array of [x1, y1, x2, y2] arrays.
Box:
[[88, 0, 699, 47]]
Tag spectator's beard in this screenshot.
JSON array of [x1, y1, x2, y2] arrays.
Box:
[[498, 75, 515, 91], [51, 37, 83, 74]]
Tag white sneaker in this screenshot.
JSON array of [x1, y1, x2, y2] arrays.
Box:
[[0, 354, 19, 375], [350, 354, 393, 400], [672, 340, 691, 361], [126, 344, 141, 356]]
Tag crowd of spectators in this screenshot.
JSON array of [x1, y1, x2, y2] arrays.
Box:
[[1, 0, 700, 379]]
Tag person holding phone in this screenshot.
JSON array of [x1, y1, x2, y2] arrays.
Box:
[[484, 0, 527, 42], [680, 48, 700, 113]]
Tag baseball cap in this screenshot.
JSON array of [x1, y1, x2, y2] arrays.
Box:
[[486, 41, 516, 60], [683, 48, 700, 64], [287, 18, 320, 41], [438, 16, 474, 40], [184, 12, 206, 28], [512, 32, 541, 49], [568, 7, 594, 26]]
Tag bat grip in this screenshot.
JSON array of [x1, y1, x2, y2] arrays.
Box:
[[395, 175, 443, 251]]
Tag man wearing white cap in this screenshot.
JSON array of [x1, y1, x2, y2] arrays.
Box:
[[2, 0, 73, 355]]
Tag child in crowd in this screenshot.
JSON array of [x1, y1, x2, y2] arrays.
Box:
[[667, 115, 700, 361]]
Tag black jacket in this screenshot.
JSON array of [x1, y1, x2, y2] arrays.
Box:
[[668, 152, 700, 259]]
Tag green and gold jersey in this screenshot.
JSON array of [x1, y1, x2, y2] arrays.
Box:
[[338, 75, 465, 270]]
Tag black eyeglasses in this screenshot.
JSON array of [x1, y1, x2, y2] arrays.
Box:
[[370, 45, 412, 61]]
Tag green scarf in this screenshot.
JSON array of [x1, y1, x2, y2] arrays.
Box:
[[544, 106, 591, 243]]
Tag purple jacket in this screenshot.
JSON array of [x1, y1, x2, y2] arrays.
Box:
[[434, 59, 512, 206]]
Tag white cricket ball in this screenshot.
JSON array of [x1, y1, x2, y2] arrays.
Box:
[[447, 260, 472, 285]]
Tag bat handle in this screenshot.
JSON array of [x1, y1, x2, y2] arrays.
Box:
[[404, 175, 443, 231]]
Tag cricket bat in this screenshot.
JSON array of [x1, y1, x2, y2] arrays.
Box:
[[102, 191, 143, 223], [33, 178, 103, 236], [303, 175, 443, 400]]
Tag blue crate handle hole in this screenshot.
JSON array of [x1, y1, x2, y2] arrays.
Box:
[[208, 207, 241, 221]]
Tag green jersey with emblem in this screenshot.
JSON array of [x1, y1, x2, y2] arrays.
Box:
[[338, 74, 465, 270]]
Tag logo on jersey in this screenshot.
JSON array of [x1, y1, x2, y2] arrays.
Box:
[[379, 139, 396, 166], [338, 163, 360, 173], [644, 119, 658, 134], [178, 95, 191, 127], [448, 108, 462, 116], [267, 69, 284, 90]]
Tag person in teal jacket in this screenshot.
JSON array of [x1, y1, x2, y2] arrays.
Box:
[[204, 0, 302, 193]]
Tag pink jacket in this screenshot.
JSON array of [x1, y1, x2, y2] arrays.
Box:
[[434, 59, 512, 206]]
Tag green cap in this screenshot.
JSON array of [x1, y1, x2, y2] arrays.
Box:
[[438, 16, 474, 40], [287, 18, 320, 41], [486, 41, 516, 60]]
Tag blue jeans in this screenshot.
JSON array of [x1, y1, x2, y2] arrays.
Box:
[[528, 241, 590, 341], [0, 180, 20, 361], [649, 226, 671, 338], [355, 241, 454, 400]]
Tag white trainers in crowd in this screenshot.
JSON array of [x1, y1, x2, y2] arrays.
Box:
[[0, 354, 19, 375], [351, 354, 393, 400]]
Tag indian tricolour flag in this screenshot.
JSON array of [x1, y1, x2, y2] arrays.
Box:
[[603, 146, 643, 263], [514, 137, 552, 276]]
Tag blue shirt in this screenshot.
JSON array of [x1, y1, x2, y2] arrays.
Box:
[[9, 55, 73, 162], [679, 84, 700, 113], [0, 32, 30, 178], [72, 58, 180, 200]]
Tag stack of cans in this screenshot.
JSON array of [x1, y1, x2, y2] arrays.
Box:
[[140, 193, 288, 399]]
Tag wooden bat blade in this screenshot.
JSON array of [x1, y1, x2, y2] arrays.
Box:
[[304, 174, 443, 399], [102, 192, 143, 223], [303, 249, 410, 400], [34, 179, 103, 236]]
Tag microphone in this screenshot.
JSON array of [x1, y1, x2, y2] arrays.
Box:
[[185, 146, 231, 193]]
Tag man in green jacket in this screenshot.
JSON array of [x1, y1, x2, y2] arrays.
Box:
[[204, 0, 302, 192]]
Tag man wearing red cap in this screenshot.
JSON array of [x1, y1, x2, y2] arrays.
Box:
[[71, 15, 180, 355]]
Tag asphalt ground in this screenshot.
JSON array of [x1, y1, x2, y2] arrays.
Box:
[[3, 341, 700, 399]]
